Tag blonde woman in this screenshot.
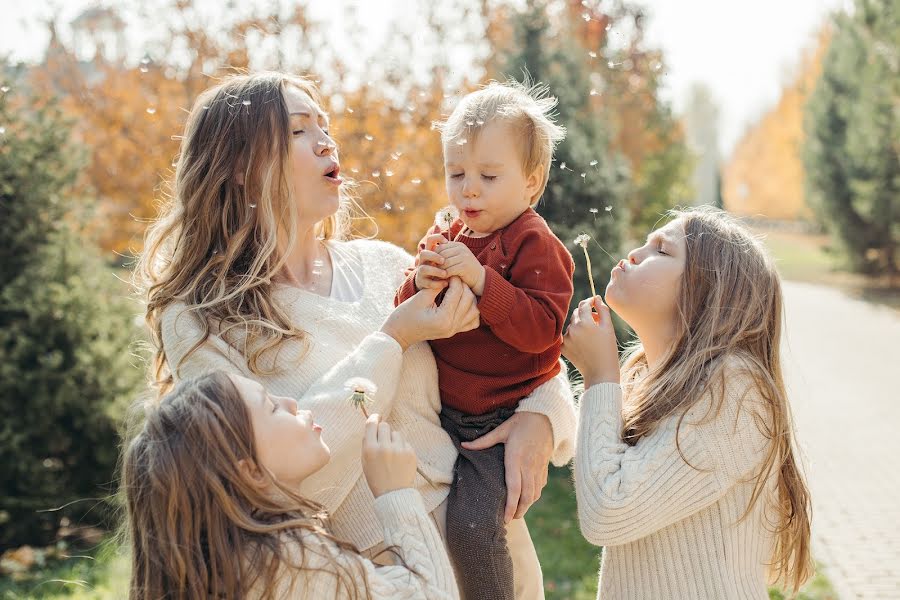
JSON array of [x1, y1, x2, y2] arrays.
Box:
[[124, 371, 458, 599], [562, 208, 812, 599], [137, 72, 575, 598]]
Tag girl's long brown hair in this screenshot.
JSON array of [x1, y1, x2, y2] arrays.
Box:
[[620, 207, 812, 593], [121, 371, 368, 599], [136, 72, 356, 394]]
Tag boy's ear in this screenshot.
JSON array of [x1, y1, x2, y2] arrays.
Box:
[[237, 458, 267, 489], [525, 165, 544, 203]]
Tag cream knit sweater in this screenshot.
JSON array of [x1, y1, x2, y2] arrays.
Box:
[[248, 488, 459, 599], [574, 359, 776, 600], [161, 238, 576, 551]]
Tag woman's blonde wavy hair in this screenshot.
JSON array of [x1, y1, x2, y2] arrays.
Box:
[[136, 72, 355, 393], [121, 371, 370, 599], [619, 206, 812, 594]]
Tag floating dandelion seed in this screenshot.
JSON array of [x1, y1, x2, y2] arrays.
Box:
[[385, 170, 394, 177], [476, 119, 484, 125], [350, 167, 359, 174], [146, 107, 156, 114], [590, 160, 598, 166], [0, 127, 6, 135], [588, 51, 597, 58], [384, 202, 392, 210], [605, 206, 613, 212], [580, 172, 586, 179], [0, 86, 10, 93], [605, 23, 613, 32], [589, 207, 599, 214], [607, 61, 616, 69], [365, 134, 374, 141], [582, 12, 591, 21], [372, 170, 381, 177], [242, 99, 251, 106], [435, 205, 459, 231], [590, 89, 599, 96], [398, 205, 406, 212], [202, 104, 210, 110], [140, 66, 149, 73], [466, 120, 475, 126], [411, 178, 422, 185], [456, 138, 467, 146], [575, 234, 597, 297], [346, 107, 354, 113], [560, 162, 568, 170], [249, 202, 257, 209]]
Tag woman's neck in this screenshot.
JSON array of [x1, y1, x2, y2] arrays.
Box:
[[277, 229, 332, 296]]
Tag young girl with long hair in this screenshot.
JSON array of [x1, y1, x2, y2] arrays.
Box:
[[562, 207, 812, 599], [122, 370, 458, 599]]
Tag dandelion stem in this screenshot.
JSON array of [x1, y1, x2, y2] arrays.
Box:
[[581, 246, 597, 298]]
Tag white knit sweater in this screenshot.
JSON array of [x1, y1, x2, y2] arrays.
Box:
[[247, 488, 459, 599], [161, 238, 576, 551], [574, 359, 776, 599]]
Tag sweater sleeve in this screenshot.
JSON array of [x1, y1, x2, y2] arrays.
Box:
[[516, 359, 577, 466], [574, 371, 771, 547], [477, 228, 574, 354], [268, 489, 458, 599], [160, 303, 405, 513]]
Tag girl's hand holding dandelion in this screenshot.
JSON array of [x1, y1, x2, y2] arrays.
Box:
[[345, 378, 436, 486]]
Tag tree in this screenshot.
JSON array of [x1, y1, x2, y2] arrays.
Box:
[[0, 90, 143, 549], [804, 1, 898, 274]]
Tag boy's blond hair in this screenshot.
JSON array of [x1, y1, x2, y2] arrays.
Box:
[[438, 79, 566, 204]]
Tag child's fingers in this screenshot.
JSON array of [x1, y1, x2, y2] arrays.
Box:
[[578, 299, 598, 325], [418, 265, 448, 280], [364, 414, 381, 447], [418, 250, 444, 265], [424, 234, 447, 251], [377, 420, 392, 445]]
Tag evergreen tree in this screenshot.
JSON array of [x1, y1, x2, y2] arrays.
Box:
[[804, 0, 899, 275], [0, 91, 143, 549], [491, 1, 630, 311]]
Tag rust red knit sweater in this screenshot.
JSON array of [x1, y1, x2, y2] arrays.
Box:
[[396, 208, 574, 415]]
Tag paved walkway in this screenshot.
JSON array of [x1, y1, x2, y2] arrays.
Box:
[[782, 281, 900, 599]]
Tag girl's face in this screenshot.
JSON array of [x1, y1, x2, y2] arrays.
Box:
[[282, 85, 343, 229], [231, 374, 330, 488], [605, 219, 687, 334]]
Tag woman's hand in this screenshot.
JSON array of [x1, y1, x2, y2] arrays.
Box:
[[381, 276, 480, 350], [362, 414, 418, 498], [462, 412, 554, 523], [561, 296, 620, 387]]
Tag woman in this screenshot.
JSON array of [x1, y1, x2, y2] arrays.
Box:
[[562, 208, 812, 599], [136, 72, 575, 598], [123, 370, 458, 599]]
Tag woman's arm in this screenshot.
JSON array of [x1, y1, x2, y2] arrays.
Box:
[[573, 379, 769, 547]]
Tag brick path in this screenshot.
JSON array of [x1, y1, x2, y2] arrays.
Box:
[[782, 281, 900, 599]]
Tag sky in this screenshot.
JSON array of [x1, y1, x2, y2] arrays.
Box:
[[0, 0, 847, 155]]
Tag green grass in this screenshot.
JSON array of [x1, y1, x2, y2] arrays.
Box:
[[0, 540, 127, 599]]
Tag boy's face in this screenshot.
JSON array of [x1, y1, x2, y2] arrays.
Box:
[[443, 120, 542, 234]]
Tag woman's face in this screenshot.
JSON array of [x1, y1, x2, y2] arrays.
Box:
[[605, 218, 687, 335], [282, 85, 343, 229], [231, 374, 330, 488]]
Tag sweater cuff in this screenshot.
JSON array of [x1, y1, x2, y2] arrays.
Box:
[[477, 267, 517, 326], [366, 330, 404, 357], [396, 272, 418, 306], [581, 383, 624, 428], [372, 488, 427, 526]]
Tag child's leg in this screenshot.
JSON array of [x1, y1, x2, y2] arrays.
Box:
[[440, 405, 516, 600]]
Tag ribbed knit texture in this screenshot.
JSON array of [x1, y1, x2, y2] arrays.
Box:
[[160, 238, 577, 551], [574, 359, 776, 600], [246, 488, 459, 599], [395, 208, 575, 414]]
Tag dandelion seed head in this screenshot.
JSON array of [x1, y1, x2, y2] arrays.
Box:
[[574, 234, 591, 248]]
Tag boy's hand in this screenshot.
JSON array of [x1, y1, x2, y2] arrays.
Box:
[[414, 249, 449, 291], [437, 242, 486, 296]]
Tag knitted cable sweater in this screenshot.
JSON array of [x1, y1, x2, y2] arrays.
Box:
[[574, 358, 776, 600], [247, 488, 459, 599], [160, 238, 576, 551]]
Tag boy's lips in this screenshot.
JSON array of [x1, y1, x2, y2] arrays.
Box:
[[463, 209, 482, 218]]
